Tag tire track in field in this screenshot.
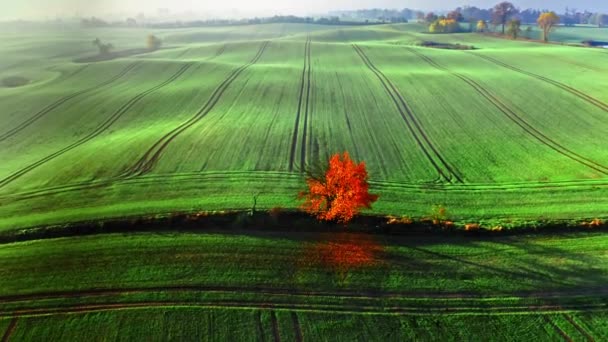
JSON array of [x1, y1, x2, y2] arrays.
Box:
[[302, 36, 313, 173], [352, 44, 463, 183], [0, 62, 141, 142], [0, 63, 194, 189], [122, 41, 270, 177], [1, 317, 17, 342], [544, 316, 573, 342], [291, 312, 303, 342], [563, 314, 595, 341], [1, 170, 606, 204], [470, 53, 608, 114], [2, 299, 606, 319], [288, 36, 311, 172], [406, 48, 608, 176], [270, 311, 281, 342], [4, 286, 608, 306], [255, 311, 266, 341]]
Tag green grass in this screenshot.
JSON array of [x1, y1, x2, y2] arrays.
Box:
[[1, 230, 608, 339], [0, 23, 607, 231]]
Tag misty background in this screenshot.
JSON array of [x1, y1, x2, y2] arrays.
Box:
[[2, 0, 607, 21]]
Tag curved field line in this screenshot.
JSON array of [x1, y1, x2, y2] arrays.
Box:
[[255, 311, 266, 341], [1, 317, 17, 342], [406, 48, 608, 176], [1, 171, 606, 204], [563, 314, 595, 341], [288, 36, 310, 172], [352, 44, 463, 183], [300, 36, 312, 173], [0, 63, 195, 189], [291, 312, 303, 342], [1, 300, 606, 318], [122, 41, 270, 177], [270, 311, 281, 342], [543, 316, 572, 341], [470, 52, 608, 113], [4, 286, 608, 304], [0, 62, 141, 142], [173, 48, 191, 60]]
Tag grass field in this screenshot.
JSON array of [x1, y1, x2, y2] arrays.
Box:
[[0, 22, 607, 231], [1, 230, 608, 339]]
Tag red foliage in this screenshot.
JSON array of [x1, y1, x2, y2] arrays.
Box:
[[303, 233, 383, 272], [299, 152, 378, 224]]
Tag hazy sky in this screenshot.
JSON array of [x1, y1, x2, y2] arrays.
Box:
[[2, 0, 607, 20]]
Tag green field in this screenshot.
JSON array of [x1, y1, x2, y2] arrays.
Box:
[[0, 22, 607, 232], [1, 230, 608, 339]]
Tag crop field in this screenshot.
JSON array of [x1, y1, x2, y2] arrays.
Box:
[[1, 231, 608, 339], [0, 22, 607, 231]]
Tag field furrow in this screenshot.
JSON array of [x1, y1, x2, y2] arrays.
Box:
[[0, 61, 141, 142], [288, 37, 310, 172], [470, 52, 608, 113], [0, 63, 195, 189], [352, 44, 461, 183], [406, 47, 608, 176], [124, 41, 270, 177]]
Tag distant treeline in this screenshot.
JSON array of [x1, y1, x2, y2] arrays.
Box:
[[79, 15, 388, 29], [333, 7, 607, 27]]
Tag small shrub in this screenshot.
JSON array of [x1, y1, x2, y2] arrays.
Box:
[[491, 225, 504, 232], [386, 216, 413, 225], [2, 76, 29, 88], [464, 223, 480, 232], [430, 205, 448, 225]]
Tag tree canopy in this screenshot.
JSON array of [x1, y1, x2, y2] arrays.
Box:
[[492, 2, 518, 34], [299, 152, 378, 224], [537, 12, 560, 42]]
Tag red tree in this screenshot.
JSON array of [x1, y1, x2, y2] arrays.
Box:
[[299, 152, 378, 224]]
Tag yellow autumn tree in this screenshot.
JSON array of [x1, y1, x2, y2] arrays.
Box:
[[429, 18, 460, 33], [537, 12, 560, 42], [476, 20, 488, 32], [146, 34, 162, 50]]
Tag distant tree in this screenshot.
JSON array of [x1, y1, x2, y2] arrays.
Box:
[[492, 2, 518, 34], [425, 12, 438, 23], [126, 18, 137, 27], [146, 34, 162, 50], [537, 12, 560, 42], [447, 10, 464, 22], [506, 19, 522, 39], [416, 11, 425, 22], [523, 25, 533, 39], [299, 152, 378, 224], [598, 14, 608, 28], [476, 20, 488, 32], [429, 19, 460, 33], [92, 38, 113, 55]]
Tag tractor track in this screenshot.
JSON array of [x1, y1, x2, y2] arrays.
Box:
[[0, 317, 17, 342], [291, 312, 303, 342], [544, 316, 572, 341], [0, 61, 141, 142], [122, 41, 269, 177], [288, 36, 311, 172], [563, 313, 595, 341], [470, 53, 608, 114], [300, 36, 312, 173], [352, 44, 463, 183], [270, 311, 281, 342], [0, 299, 606, 319], [0, 171, 606, 204], [255, 311, 266, 341], [2, 285, 608, 306], [0, 63, 195, 189], [407, 47, 608, 176]]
